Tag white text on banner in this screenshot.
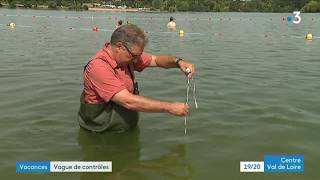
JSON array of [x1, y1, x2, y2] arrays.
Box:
[[240, 161, 264, 172], [50, 161, 112, 172]]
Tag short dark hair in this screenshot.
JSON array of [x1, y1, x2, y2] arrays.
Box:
[[110, 24, 148, 49], [170, 16, 173, 21]]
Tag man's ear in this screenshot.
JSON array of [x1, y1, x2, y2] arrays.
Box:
[[113, 42, 122, 53], [114, 42, 122, 48]]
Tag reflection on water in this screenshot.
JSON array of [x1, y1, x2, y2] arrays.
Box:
[[78, 128, 192, 180]]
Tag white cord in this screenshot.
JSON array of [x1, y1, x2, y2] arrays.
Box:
[[185, 78, 190, 135], [193, 76, 198, 109], [184, 68, 198, 135]]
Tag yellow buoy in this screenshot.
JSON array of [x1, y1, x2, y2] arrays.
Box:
[[8, 22, 16, 28], [306, 32, 313, 40], [179, 30, 185, 37]]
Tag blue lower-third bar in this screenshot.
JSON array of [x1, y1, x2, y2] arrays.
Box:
[[16, 161, 50, 173], [264, 155, 304, 173], [16, 161, 112, 173]]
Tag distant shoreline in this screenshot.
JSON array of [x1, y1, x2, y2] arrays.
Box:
[[88, 7, 166, 13], [0, 6, 313, 13], [0, 4, 164, 13], [89, 8, 139, 12]]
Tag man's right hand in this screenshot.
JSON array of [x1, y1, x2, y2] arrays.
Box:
[[168, 102, 189, 117], [112, 89, 190, 117]]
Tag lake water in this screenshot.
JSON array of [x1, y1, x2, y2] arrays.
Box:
[[0, 9, 319, 180]]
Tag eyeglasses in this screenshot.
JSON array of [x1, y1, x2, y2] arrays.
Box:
[[122, 43, 142, 59]]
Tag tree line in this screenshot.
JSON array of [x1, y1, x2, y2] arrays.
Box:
[[1, 0, 320, 12]]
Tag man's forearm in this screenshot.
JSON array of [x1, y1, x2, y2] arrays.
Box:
[[154, 55, 177, 68], [122, 94, 172, 113], [112, 88, 188, 116]]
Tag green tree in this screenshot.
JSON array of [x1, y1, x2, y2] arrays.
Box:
[[56, 0, 61, 6], [176, 0, 189, 11], [8, 0, 16, 8], [302, 0, 320, 12], [47, 0, 57, 9]]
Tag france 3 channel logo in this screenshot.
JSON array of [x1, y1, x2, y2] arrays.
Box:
[[16, 161, 112, 173], [240, 155, 304, 173]]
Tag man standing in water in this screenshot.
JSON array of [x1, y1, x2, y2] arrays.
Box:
[[78, 24, 195, 133]]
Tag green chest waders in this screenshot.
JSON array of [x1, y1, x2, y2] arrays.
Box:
[[78, 59, 139, 133]]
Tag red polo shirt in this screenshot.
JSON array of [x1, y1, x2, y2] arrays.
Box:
[[83, 43, 152, 104]]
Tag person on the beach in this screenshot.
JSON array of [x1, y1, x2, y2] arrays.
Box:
[[167, 16, 176, 29], [116, 20, 123, 28]]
